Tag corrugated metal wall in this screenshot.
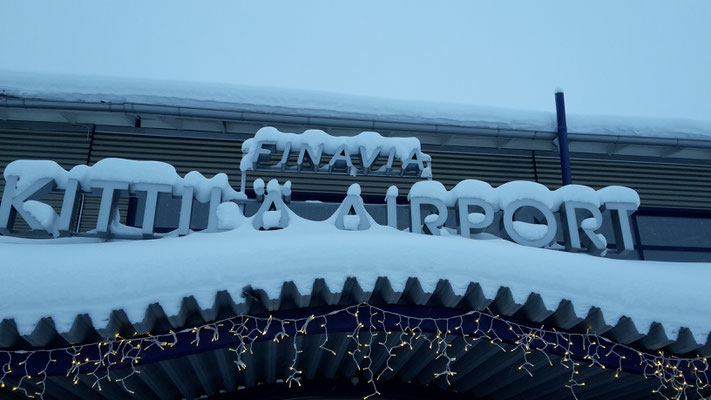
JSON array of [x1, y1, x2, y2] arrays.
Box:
[[0, 129, 90, 231], [536, 156, 711, 209], [2, 128, 711, 234]]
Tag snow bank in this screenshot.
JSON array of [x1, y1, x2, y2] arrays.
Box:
[[0, 214, 709, 346], [2, 71, 710, 141]]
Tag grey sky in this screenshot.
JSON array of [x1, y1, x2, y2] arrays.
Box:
[[1, 0, 709, 120]]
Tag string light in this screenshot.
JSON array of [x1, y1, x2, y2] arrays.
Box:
[[0, 303, 709, 400]]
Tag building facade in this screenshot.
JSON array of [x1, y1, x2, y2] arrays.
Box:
[[1, 86, 711, 400]]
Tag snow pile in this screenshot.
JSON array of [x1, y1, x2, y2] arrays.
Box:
[[512, 221, 548, 241], [386, 185, 399, 198], [22, 201, 58, 236], [342, 215, 361, 230], [2, 71, 710, 140], [347, 184, 361, 196], [408, 179, 640, 210], [106, 209, 142, 236], [467, 212, 487, 224], [264, 179, 280, 194], [216, 202, 245, 230], [262, 211, 282, 230], [253, 178, 265, 195], [1, 209, 710, 347], [4, 158, 247, 202]]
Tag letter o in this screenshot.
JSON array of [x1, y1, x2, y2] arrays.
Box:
[[502, 199, 557, 248]]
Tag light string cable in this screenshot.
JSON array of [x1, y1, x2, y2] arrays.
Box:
[[0, 302, 709, 400]]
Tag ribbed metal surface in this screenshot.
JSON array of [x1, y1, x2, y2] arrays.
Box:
[[0, 129, 90, 167], [1, 277, 706, 400], [536, 156, 711, 209], [0, 129, 90, 232]]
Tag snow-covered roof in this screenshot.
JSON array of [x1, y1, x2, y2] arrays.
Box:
[[2, 71, 711, 141], [1, 213, 710, 350]]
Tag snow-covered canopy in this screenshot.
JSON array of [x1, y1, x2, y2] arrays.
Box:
[[1, 205, 710, 347], [2, 71, 711, 141]]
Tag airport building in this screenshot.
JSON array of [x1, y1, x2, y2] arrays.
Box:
[[1, 77, 710, 399]]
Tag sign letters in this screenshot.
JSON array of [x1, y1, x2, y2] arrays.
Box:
[[0, 127, 640, 257]]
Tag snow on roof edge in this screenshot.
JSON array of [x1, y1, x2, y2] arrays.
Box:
[[2, 70, 711, 141], [2, 220, 711, 346]]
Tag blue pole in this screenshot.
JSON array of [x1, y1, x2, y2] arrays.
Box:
[[555, 91, 572, 185]]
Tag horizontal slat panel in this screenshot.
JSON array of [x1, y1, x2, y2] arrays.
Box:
[[536, 157, 711, 209], [0, 129, 90, 233]]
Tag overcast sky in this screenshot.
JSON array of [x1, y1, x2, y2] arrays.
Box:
[[0, 0, 709, 121]]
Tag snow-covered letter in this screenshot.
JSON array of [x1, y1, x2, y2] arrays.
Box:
[[560, 201, 606, 255], [252, 179, 290, 230], [501, 199, 558, 248], [0, 176, 56, 235], [333, 184, 371, 231]]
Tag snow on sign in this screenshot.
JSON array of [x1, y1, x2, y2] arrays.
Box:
[[239, 127, 432, 187], [0, 128, 639, 256]]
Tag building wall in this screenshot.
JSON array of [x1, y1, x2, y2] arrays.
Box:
[[2, 119, 711, 261]]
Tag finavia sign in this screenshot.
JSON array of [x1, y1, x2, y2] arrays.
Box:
[[0, 128, 638, 256], [238, 127, 432, 190]]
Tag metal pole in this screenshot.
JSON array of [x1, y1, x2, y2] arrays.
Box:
[[555, 91, 572, 185]]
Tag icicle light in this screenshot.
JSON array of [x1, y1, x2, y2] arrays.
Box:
[[0, 303, 708, 400]]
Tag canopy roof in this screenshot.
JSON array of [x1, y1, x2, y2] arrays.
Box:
[[1, 214, 710, 352]]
